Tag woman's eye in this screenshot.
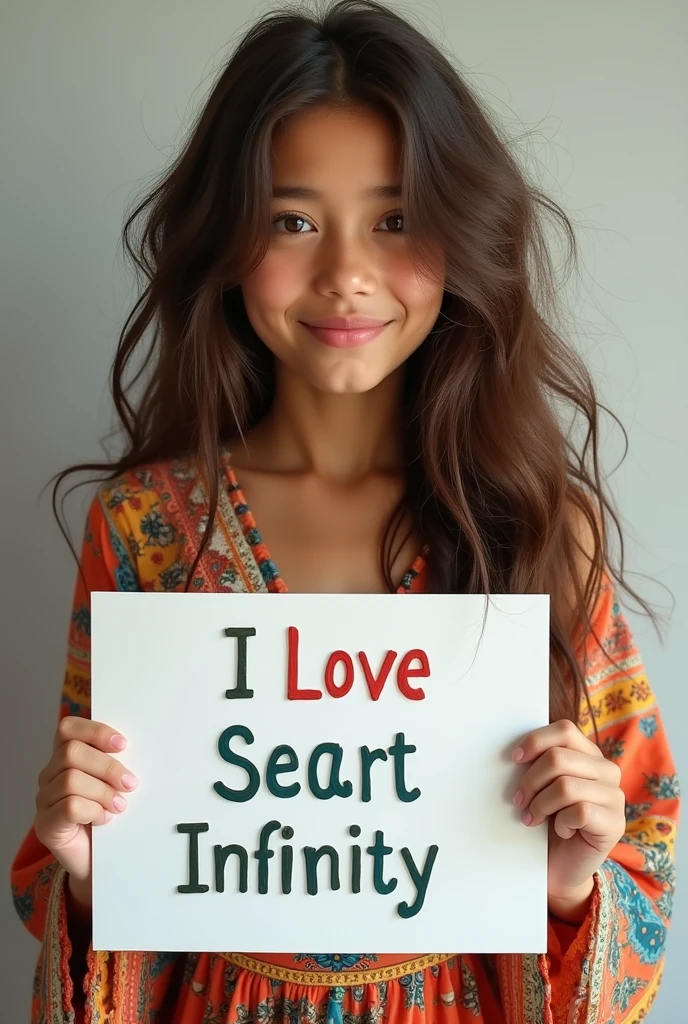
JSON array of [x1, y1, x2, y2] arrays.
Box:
[[271, 211, 404, 234], [377, 212, 404, 232], [272, 212, 314, 234]]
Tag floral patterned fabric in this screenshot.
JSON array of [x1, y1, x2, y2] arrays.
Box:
[[10, 447, 679, 1023]]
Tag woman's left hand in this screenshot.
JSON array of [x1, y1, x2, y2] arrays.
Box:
[[512, 718, 627, 923]]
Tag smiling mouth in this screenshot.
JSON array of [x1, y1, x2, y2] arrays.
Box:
[[300, 321, 392, 349]]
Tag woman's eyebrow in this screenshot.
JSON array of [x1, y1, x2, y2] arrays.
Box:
[[271, 185, 401, 200]]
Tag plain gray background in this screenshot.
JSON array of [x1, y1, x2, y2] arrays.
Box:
[[1, 0, 685, 1019]]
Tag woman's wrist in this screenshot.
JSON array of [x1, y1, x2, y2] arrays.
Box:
[[547, 876, 595, 925]]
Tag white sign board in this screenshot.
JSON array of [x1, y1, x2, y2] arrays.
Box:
[[90, 592, 549, 953]]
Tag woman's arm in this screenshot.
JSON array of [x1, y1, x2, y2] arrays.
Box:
[[539, 577, 678, 1024], [10, 490, 137, 1020]]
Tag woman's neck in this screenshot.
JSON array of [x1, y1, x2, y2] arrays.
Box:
[[234, 363, 406, 482]]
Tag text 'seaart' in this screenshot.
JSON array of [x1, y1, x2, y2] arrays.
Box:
[[91, 592, 549, 953]]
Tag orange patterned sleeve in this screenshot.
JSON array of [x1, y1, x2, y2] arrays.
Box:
[[545, 576, 680, 1023], [9, 490, 140, 1019]]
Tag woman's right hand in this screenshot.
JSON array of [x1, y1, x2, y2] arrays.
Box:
[[33, 717, 138, 902]]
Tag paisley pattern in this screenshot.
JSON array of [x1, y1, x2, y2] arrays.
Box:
[[10, 448, 679, 1024], [295, 955, 378, 973], [604, 862, 664, 965]]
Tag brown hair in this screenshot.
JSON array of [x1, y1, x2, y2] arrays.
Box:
[[50, 0, 663, 724]]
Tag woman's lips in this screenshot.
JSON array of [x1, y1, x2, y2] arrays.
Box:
[[301, 321, 391, 348]]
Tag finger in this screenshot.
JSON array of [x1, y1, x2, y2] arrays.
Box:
[[39, 739, 138, 793], [552, 800, 625, 846], [52, 716, 127, 755], [513, 719, 602, 765], [514, 746, 621, 809], [36, 768, 128, 815], [524, 776, 624, 827], [38, 794, 113, 833]]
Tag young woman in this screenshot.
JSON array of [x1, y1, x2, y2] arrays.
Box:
[[11, 2, 679, 1022]]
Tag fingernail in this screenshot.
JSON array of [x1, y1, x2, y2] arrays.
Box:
[[112, 795, 127, 812], [103, 811, 113, 823], [513, 790, 523, 807], [522, 810, 532, 825], [512, 746, 525, 762], [110, 734, 127, 751], [121, 773, 138, 790]]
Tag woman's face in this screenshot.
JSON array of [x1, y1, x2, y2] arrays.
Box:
[[239, 104, 445, 395]]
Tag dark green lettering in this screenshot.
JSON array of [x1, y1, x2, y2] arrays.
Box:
[[366, 830, 397, 895], [308, 743, 353, 800], [304, 845, 341, 895], [224, 627, 256, 698], [349, 824, 361, 894], [397, 845, 439, 919], [360, 746, 387, 802], [176, 822, 209, 893], [254, 820, 281, 894], [388, 732, 420, 802], [214, 724, 260, 802], [266, 744, 300, 798], [281, 825, 294, 894], [213, 843, 248, 893]]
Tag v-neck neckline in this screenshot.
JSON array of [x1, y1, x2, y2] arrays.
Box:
[[219, 447, 428, 594]]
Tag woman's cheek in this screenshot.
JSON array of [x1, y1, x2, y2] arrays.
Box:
[[242, 254, 303, 315], [389, 244, 445, 300]]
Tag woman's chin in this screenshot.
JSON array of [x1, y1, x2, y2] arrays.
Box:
[[303, 365, 392, 396]]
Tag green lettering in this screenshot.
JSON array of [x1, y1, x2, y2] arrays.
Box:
[[176, 822, 209, 894], [397, 845, 439, 919], [388, 732, 420, 802], [366, 830, 397, 895], [360, 746, 387, 802], [254, 820, 281, 894], [224, 627, 256, 699], [213, 843, 248, 893], [214, 724, 260, 802], [349, 824, 361, 894], [304, 845, 341, 895], [281, 825, 294, 894], [308, 742, 353, 799], [266, 744, 300, 798]]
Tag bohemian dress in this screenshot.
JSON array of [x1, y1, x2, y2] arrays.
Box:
[[11, 448, 679, 1024]]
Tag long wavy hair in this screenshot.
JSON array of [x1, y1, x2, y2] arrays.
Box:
[[50, 0, 661, 725]]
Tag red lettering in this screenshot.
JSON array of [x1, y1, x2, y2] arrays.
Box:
[[286, 633, 429, 702], [396, 648, 429, 700], [287, 626, 322, 700], [357, 650, 397, 701], [325, 651, 354, 697]]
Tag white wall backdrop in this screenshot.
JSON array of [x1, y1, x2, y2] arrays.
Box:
[[1, 1, 685, 1020]]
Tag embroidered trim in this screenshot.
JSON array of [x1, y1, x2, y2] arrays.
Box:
[[43, 862, 70, 1024], [584, 867, 611, 1023], [521, 953, 547, 1024], [399, 546, 429, 592], [221, 463, 288, 593], [193, 450, 267, 593], [218, 952, 454, 986]]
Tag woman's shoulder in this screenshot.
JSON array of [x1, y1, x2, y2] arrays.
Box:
[[91, 451, 211, 592], [95, 450, 204, 505]]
